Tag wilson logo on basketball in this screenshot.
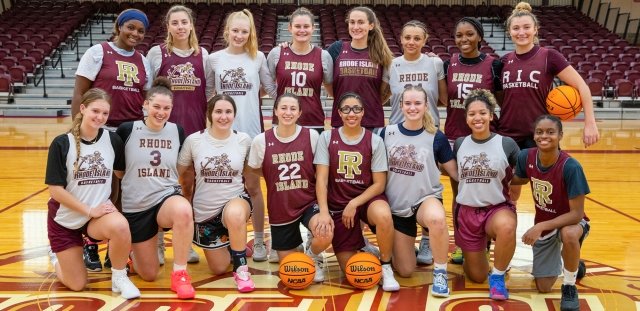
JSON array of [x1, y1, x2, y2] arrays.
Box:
[[284, 266, 310, 273], [350, 265, 376, 273]]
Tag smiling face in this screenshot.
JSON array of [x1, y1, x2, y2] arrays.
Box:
[[275, 97, 301, 127], [401, 26, 427, 58], [401, 89, 427, 123], [226, 16, 251, 50], [117, 20, 145, 50], [465, 100, 493, 135], [289, 14, 314, 45], [80, 99, 110, 130], [209, 99, 236, 132], [455, 21, 481, 57], [508, 15, 537, 49], [167, 11, 193, 43], [144, 94, 173, 129], [338, 97, 364, 128], [347, 10, 374, 42], [534, 118, 563, 152]]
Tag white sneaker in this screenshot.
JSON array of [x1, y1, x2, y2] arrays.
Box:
[[307, 250, 325, 283], [380, 264, 400, 291], [417, 238, 433, 265], [157, 233, 165, 266], [252, 241, 267, 262], [187, 247, 200, 263], [48, 247, 58, 267], [361, 240, 381, 259], [268, 248, 279, 263], [112, 274, 141, 299]]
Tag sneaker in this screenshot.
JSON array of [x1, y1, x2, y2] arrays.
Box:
[[577, 260, 586, 279], [417, 239, 433, 265], [380, 264, 400, 291], [233, 265, 255, 293], [306, 249, 325, 283], [451, 247, 464, 264], [187, 247, 200, 264], [431, 269, 449, 297], [268, 248, 279, 263], [171, 270, 196, 299], [83, 244, 102, 272], [112, 273, 141, 299], [361, 240, 381, 259], [48, 247, 58, 267], [560, 284, 580, 311], [104, 249, 111, 268], [488, 273, 509, 300], [252, 241, 267, 262], [157, 238, 166, 266]]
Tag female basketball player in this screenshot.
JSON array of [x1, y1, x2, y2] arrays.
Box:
[[147, 4, 204, 267], [444, 16, 504, 265], [501, 2, 599, 149], [512, 115, 590, 311], [314, 92, 400, 292], [453, 89, 519, 300], [266, 7, 334, 131], [177, 94, 256, 293], [71, 8, 152, 128], [205, 10, 273, 261], [326, 6, 393, 128], [379, 85, 456, 297], [248, 94, 333, 282], [46, 89, 139, 299], [116, 78, 195, 299]]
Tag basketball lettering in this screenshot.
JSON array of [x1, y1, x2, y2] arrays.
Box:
[[350, 265, 376, 273]]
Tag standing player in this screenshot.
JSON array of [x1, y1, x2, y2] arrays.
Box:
[[327, 6, 393, 129], [177, 94, 256, 293], [206, 10, 275, 261], [453, 89, 519, 300], [46, 89, 139, 299], [70, 8, 153, 272], [266, 7, 334, 132], [379, 85, 456, 297], [314, 92, 400, 292], [248, 94, 333, 281], [384, 20, 448, 264], [512, 115, 590, 311], [147, 4, 205, 266], [444, 16, 503, 265], [117, 78, 195, 299]]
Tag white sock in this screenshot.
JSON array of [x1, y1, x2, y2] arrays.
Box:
[[254, 232, 264, 244], [421, 236, 430, 242], [112, 267, 127, 277], [491, 267, 506, 276], [563, 268, 578, 286], [173, 263, 187, 272], [434, 262, 447, 271]]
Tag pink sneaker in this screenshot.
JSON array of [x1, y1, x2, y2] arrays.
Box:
[[171, 270, 195, 299], [233, 265, 255, 293]]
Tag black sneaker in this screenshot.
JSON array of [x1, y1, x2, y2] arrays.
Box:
[[560, 284, 580, 311], [577, 260, 586, 279], [83, 244, 102, 272], [104, 249, 111, 269]]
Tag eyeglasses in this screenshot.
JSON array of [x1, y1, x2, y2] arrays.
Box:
[[339, 105, 364, 114]]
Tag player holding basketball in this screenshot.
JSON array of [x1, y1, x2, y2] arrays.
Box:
[[46, 89, 139, 299], [266, 7, 334, 132], [177, 94, 257, 293], [512, 115, 590, 311], [444, 16, 504, 265], [248, 94, 333, 282], [379, 85, 456, 297], [117, 78, 195, 299], [453, 89, 519, 300], [314, 92, 400, 292]]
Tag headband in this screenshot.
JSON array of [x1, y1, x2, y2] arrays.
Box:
[[117, 10, 149, 30]]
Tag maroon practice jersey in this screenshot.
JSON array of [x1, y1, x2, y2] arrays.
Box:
[[327, 129, 373, 211]]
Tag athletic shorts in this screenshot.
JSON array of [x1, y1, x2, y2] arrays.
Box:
[[123, 190, 181, 243], [329, 194, 386, 253], [47, 199, 99, 253], [454, 201, 516, 252], [392, 198, 443, 237], [271, 203, 319, 251], [532, 219, 590, 278], [193, 193, 252, 250]]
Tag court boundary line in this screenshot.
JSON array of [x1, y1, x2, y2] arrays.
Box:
[[586, 196, 640, 223], [0, 187, 47, 214]]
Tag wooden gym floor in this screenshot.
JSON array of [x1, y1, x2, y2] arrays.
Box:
[[0, 117, 639, 311]]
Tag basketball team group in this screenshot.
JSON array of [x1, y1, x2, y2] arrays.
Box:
[[44, 1, 600, 310]]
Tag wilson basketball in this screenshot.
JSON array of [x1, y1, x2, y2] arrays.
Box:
[[278, 252, 315, 289], [545, 85, 583, 121], [345, 252, 382, 290]]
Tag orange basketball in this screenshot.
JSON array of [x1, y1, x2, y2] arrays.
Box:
[[545, 85, 583, 120], [278, 252, 315, 289], [345, 252, 382, 290]]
